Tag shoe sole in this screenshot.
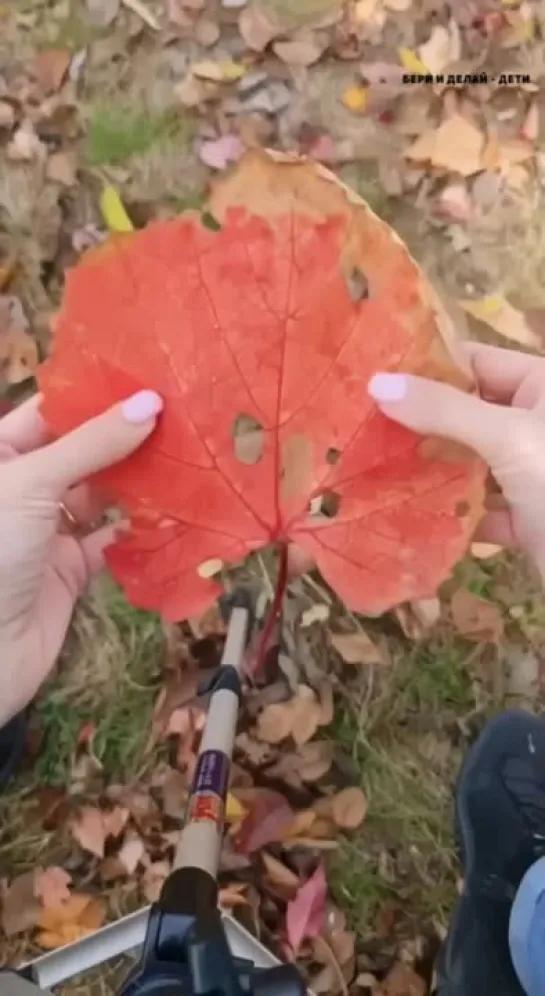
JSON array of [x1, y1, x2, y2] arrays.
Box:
[[436, 710, 540, 995]]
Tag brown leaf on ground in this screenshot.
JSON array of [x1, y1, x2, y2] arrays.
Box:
[[330, 630, 385, 665], [34, 868, 72, 910], [382, 962, 426, 996], [0, 296, 38, 387], [291, 686, 323, 745], [406, 114, 484, 176], [1, 872, 41, 936], [257, 701, 295, 743], [117, 834, 146, 875], [331, 787, 367, 829], [31, 49, 71, 93], [262, 852, 300, 891], [273, 35, 325, 66], [71, 807, 107, 859], [46, 151, 78, 187], [457, 296, 540, 349], [86, 0, 121, 27], [234, 788, 295, 853], [451, 589, 504, 644], [142, 861, 170, 903]]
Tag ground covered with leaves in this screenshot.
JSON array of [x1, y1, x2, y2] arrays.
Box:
[[2, 0, 545, 993]]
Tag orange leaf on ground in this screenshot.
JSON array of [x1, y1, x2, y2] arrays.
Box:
[[39, 150, 485, 622], [36, 894, 107, 950]]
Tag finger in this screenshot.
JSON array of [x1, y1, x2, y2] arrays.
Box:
[[367, 372, 516, 468], [80, 522, 120, 575], [62, 483, 110, 528], [22, 390, 163, 497], [0, 394, 50, 453], [460, 342, 543, 404]]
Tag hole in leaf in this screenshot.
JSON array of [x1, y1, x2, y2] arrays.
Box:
[[345, 266, 369, 302], [201, 211, 221, 232], [233, 413, 264, 465], [455, 500, 470, 517], [325, 446, 341, 465], [197, 558, 223, 579], [310, 490, 341, 518]]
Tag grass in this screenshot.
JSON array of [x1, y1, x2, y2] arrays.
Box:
[[329, 633, 475, 938], [86, 105, 190, 168], [34, 579, 164, 786]]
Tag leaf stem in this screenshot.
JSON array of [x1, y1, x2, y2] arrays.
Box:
[[254, 542, 288, 671]]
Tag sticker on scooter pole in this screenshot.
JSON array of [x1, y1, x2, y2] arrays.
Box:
[[188, 749, 229, 827]]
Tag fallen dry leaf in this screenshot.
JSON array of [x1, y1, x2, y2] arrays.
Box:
[[193, 59, 246, 82], [239, 4, 280, 50], [286, 863, 327, 955], [273, 36, 324, 67], [142, 861, 170, 903], [195, 18, 221, 46], [86, 0, 121, 27], [521, 102, 539, 142], [341, 84, 368, 114], [331, 787, 367, 829], [117, 834, 146, 875], [0, 296, 38, 387], [330, 630, 385, 665], [31, 48, 71, 92], [435, 183, 473, 223], [199, 134, 244, 170], [36, 894, 107, 950], [71, 807, 107, 858], [451, 589, 504, 643], [407, 114, 484, 177], [418, 20, 460, 74], [262, 852, 300, 891], [121, 0, 160, 29], [291, 686, 323, 745], [235, 789, 295, 853], [257, 701, 295, 743], [1, 872, 41, 936], [46, 150, 78, 187], [398, 47, 428, 74], [471, 542, 503, 560], [34, 868, 72, 910], [382, 962, 426, 996], [457, 296, 540, 349]]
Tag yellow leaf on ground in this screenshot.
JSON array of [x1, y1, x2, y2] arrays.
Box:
[[100, 186, 134, 234], [458, 296, 540, 348], [193, 60, 246, 82], [341, 84, 368, 114], [225, 792, 247, 822], [398, 47, 429, 74]]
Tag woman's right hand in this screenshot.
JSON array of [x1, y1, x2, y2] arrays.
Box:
[[368, 341, 545, 577]]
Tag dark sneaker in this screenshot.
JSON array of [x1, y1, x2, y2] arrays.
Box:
[[437, 710, 545, 995]]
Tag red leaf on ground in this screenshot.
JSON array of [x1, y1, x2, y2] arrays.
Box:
[[234, 789, 295, 854], [286, 862, 327, 954], [39, 151, 485, 622]]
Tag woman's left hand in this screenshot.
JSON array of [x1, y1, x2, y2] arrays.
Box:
[[0, 389, 162, 726]]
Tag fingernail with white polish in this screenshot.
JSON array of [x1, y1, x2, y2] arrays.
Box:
[[368, 373, 408, 403], [122, 390, 163, 424]]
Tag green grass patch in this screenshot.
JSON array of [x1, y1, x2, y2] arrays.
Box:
[[35, 582, 164, 786], [86, 105, 190, 167]]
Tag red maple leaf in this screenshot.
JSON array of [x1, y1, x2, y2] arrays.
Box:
[[38, 151, 485, 621]]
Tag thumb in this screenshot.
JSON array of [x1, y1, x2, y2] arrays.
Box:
[[24, 390, 163, 496], [367, 372, 515, 468]]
